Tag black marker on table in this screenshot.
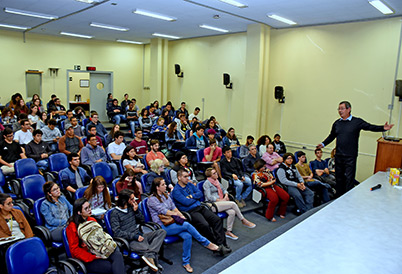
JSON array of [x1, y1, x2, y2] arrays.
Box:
[[370, 184, 382, 191]]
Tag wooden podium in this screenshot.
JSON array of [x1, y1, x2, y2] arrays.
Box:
[[374, 137, 402, 173]]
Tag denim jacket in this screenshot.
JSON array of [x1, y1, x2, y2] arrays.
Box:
[[40, 196, 72, 231]]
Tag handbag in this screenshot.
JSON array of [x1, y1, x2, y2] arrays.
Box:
[[158, 214, 174, 226]]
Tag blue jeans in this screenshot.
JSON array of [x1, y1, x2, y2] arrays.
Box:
[[233, 175, 253, 201], [36, 159, 49, 171], [162, 221, 210, 265], [305, 180, 331, 203], [287, 185, 314, 213], [128, 121, 140, 137], [108, 162, 119, 178], [112, 114, 126, 125]]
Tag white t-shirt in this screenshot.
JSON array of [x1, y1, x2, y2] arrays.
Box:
[[122, 158, 143, 170], [14, 130, 33, 145], [188, 113, 200, 121], [107, 142, 126, 158]]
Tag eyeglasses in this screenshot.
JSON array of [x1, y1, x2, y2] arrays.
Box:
[[51, 186, 60, 192], [211, 172, 218, 175]]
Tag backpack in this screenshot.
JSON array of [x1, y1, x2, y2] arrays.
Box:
[[77, 220, 116, 259]]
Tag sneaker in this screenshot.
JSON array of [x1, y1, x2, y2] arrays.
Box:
[[235, 199, 244, 208], [215, 244, 231, 256], [240, 199, 247, 207], [242, 219, 256, 228], [225, 231, 239, 240], [141, 256, 158, 272]]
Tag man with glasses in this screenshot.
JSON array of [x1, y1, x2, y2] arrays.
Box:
[[86, 112, 107, 139], [80, 134, 119, 178], [277, 153, 314, 214], [0, 128, 26, 174], [13, 119, 33, 146], [317, 101, 393, 196], [172, 169, 231, 256]]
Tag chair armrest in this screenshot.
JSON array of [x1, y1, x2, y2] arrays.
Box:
[[33, 225, 51, 245], [66, 258, 88, 274], [180, 211, 192, 223], [7, 179, 21, 198], [57, 260, 79, 274], [113, 236, 130, 251]]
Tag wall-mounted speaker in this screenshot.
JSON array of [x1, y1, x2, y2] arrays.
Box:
[[396, 80, 402, 97], [274, 86, 285, 103], [223, 73, 232, 89], [175, 64, 183, 77]]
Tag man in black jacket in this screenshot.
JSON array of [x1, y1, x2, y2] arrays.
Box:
[[318, 101, 393, 196], [25, 129, 53, 172]]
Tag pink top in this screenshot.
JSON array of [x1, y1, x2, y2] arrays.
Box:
[[202, 146, 222, 162], [262, 151, 282, 171], [146, 151, 166, 166]]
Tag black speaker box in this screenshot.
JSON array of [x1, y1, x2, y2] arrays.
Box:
[[275, 86, 284, 99], [396, 80, 402, 97], [223, 73, 230, 85], [175, 64, 181, 75]]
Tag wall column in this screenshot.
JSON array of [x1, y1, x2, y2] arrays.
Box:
[[150, 38, 169, 104]]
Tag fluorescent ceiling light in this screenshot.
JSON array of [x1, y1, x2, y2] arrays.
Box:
[[75, 0, 102, 3], [368, 0, 394, 15], [90, 22, 129, 31], [4, 7, 58, 20], [133, 9, 176, 21], [60, 32, 93, 39], [267, 14, 297, 25], [0, 23, 29, 30], [199, 24, 229, 33], [218, 0, 248, 8], [152, 33, 180, 39], [117, 39, 143, 44]]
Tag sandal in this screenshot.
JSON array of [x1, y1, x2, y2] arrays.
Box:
[[183, 264, 193, 273]]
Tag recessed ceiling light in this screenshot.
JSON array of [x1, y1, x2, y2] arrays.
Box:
[[267, 14, 297, 25], [75, 0, 102, 3], [4, 7, 58, 20], [90, 22, 129, 31], [218, 0, 248, 8], [60, 32, 93, 39], [199, 24, 229, 33], [368, 0, 394, 15], [0, 23, 29, 30], [152, 33, 180, 39], [133, 9, 176, 21], [116, 39, 143, 44]]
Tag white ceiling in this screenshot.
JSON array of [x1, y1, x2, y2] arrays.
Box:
[[1, 0, 401, 43]]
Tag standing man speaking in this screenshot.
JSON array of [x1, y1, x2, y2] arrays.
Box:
[[317, 101, 393, 196]]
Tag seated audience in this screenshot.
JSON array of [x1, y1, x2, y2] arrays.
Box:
[[40, 181, 73, 242], [42, 118, 62, 152], [139, 108, 153, 133], [126, 102, 140, 138], [295, 151, 331, 204], [12, 113, 28, 133], [32, 97, 45, 113], [276, 153, 314, 214], [84, 176, 112, 220], [172, 169, 231, 255], [185, 125, 209, 164], [252, 159, 289, 221], [163, 102, 175, 118], [105, 124, 120, 147], [171, 151, 198, 185], [26, 129, 53, 172], [66, 198, 125, 274], [243, 144, 261, 176], [63, 110, 74, 129], [176, 113, 190, 139], [80, 134, 119, 178], [148, 178, 220, 272], [107, 131, 126, 161], [115, 169, 142, 198], [262, 143, 283, 171], [59, 125, 84, 155], [0, 128, 26, 174], [146, 139, 170, 167], [129, 128, 148, 158], [176, 102, 189, 119], [60, 153, 91, 196], [37, 112, 47, 129], [13, 119, 33, 146], [205, 118, 222, 142], [0, 193, 33, 239], [87, 125, 104, 147], [256, 135, 271, 156], [165, 122, 185, 150], [54, 98, 67, 118], [107, 99, 125, 125], [272, 133, 287, 155], [188, 107, 200, 121], [86, 112, 107, 140], [328, 148, 336, 173], [202, 138, 222, 178], [146, 159, 170, 194], [73, 106, 86, 122], [28, 104, 40, 129], [47, 94, 57, 111], [1, 107, 16, 127], [310, 148, 337, 188], [239, 135, 254, 159], [121, 145, 147, 179], [70, 117, 84, 138], [222, 127, 240, 154], [220, 146, 252, 208], [14, 98, 29, 117], [148, 104, 158, 121], [110, 189, 166, 272], [160, 108, 172, 127], [120, 93, 130, 111], [150, 117, 167, 134], [204, 168, 256, 240]]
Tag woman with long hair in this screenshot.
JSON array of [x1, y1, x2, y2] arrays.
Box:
[[121, 146, 147, 175], [105, 124, 120, 146], [115, 169, 141, 199], [257, 135, 272, 156], [28, 104, 40, 129], [160, 108, 172, 126], [84, 176, 112, 218], [150, 117, 167, 134], [171, 151, 197, 185], [14, 98, 29, 116], [40, 181, 73, 241], [203, 168, 256, 240], [165, 121, 184, 150], [65, 198, 125, 274], [148, 178, 220, 273], [138, 108, 152, 133], [0, 193, 33, 240], [222, 127, 240, 153], [37, 111, 48, 129], [145, 159, 171, 194], [252, 159, 289, 222], [1, 107, 16, 126], [32, 98, 45, 113], [73, 106, 86, 122]]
